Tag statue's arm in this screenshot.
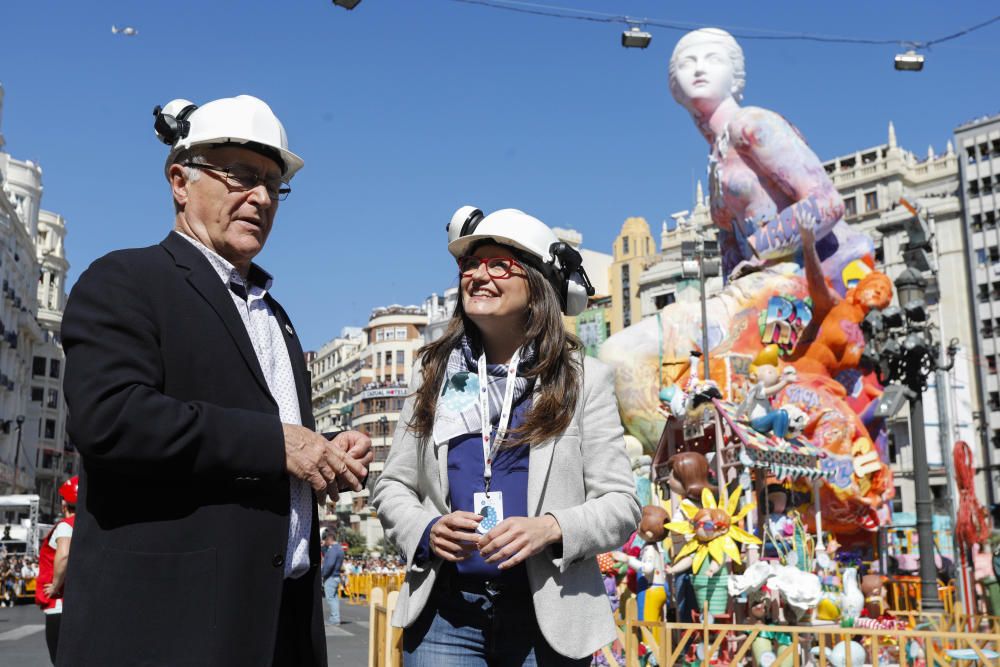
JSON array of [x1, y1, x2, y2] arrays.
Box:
[[730, 107, 845, 260]]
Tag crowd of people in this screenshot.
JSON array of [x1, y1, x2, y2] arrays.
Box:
[[342, 555, 404, 575], [360, 380, 408, 392], [0, 550, 37, 607]]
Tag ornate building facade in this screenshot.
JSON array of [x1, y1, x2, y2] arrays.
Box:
[[0, 83, 74, 516]]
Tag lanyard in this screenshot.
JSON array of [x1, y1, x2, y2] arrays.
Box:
[[479, 348, 521, 494]]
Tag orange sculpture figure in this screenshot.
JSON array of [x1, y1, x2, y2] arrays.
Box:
[[789, 217, 892, 381]]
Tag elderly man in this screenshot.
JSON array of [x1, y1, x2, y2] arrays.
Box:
[[57, 95, 372, 667]]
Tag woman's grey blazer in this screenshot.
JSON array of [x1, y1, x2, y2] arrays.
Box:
[[371, 355, 641, 659]]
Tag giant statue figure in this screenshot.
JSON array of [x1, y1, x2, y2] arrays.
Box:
[[600, 28, 892, 537]]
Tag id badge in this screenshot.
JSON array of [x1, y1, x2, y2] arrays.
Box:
[[473, 491, 504, 535]]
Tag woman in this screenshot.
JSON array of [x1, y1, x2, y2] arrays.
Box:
[[372, 206, 641, 665]]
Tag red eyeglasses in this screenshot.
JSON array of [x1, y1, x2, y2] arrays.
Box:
[[457, 256, 526, 280]]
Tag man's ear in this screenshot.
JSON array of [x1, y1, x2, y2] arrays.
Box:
[[168, 163, 190, 208]]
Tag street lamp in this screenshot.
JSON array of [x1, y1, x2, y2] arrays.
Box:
[[680, 237, 721, 381], [863, 268, 958, 612], [378, 415, 389, 450], [10, 415, 25, 494]]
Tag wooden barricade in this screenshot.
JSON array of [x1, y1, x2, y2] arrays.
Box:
[[618, 598, 1000, 666], [367, 587, 403, 667]]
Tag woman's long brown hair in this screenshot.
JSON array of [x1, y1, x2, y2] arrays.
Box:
[[408, 250, 582, 446]]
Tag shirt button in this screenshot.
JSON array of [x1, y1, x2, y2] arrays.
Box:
[[272, 554, 285, 568]]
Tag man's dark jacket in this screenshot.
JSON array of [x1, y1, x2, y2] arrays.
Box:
[[57, 233, 325, 666]]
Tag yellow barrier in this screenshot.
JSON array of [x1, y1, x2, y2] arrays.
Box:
[[346, 572, 405, 604], [618, 597, 1000, 667], [368, 587, 403, 667]]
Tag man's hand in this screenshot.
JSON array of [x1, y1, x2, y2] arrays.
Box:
[[328, 431, 374, 470], [479, 515, 562, 570], [283, 424, 369, 494], [429, 511, 483, 562]]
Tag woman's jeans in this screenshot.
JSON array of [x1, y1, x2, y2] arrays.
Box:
[[403, 570, 590, 666]]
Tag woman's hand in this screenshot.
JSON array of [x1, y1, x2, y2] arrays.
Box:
[[479, 515, 562, 570], [429, 511, 483, 562]]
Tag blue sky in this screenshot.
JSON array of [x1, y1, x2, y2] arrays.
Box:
[[3, 1, 998, 350]]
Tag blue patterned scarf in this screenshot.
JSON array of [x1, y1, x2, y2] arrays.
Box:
[[431, 335, 536, 446]]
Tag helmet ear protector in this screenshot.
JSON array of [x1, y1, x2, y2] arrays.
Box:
[[549, 242, 596, 316], [152, 102, 198, 146], [447, 206, 484, 246]]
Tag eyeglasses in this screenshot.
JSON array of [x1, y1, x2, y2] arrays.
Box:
[[457, 256, 526, 280], [183, 162, 291, 201]]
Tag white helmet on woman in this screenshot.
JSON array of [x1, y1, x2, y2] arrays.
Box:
[[153, 95, 304, 180], [447, 206, 595, 316]]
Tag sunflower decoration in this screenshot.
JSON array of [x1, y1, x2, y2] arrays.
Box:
[[664, 486, 762, 574]]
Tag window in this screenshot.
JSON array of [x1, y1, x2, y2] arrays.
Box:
[[375, 328, 384, 342], [991, 247, 1000, 263], [654, 293, 676, 309], [646, 238, 651, 255], [376, 352, 381, 368], [605, 322, 611, 339], [384, 328, 395, 341], [31, 387, 43, 402], [980, 284, 991, 303], [990, 391, 1000, 411], [395, 327, 407, 340], [843, 197, 857, 217], [970, 180, 980, 196], [891, 485, 903, 514], [47, 389, 58, 409], [396, 350, 404, 365], [985, 176, 994, 195], [973, 214, 983, 232], [989, 355, 998, 375], [32, 356, 46, 376], [967, 147, 977, 163], [622, 236, 630, 255], [978, 249, 989, 265], [864, 191, 878, 212], [874, 245, 885, 264], [621, 265, 632, 328], [49, 359, 60, 379], [44, 419, 55, 440]]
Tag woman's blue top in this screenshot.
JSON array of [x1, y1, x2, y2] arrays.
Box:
[[414, 395, 531, 582]]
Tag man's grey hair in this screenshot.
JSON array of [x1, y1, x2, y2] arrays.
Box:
[[167, 147, 212, 183]]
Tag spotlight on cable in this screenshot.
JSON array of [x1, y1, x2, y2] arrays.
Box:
[[332, 0, 361, 9], [894, 50, 924, 71], [622, 25, 652, 49]]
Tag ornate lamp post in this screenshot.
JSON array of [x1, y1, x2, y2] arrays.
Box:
[[864, 267, 957, 612]]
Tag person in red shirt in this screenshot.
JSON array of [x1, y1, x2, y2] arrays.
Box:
[[36, 476, 77, 664]]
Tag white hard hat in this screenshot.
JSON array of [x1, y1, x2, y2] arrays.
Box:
[[153, 95, 304, 180], [447, 206, 595, 316]]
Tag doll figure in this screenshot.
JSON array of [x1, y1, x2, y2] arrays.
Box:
[[737, 346, 800, 439], [763, 484, 795, 558], [860, 573, 887, 619]]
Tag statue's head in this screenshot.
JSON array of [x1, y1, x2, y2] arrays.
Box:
[[639, 504, 669, 542], [692, 507, 731, 542], [668, 28, 746, 113]]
